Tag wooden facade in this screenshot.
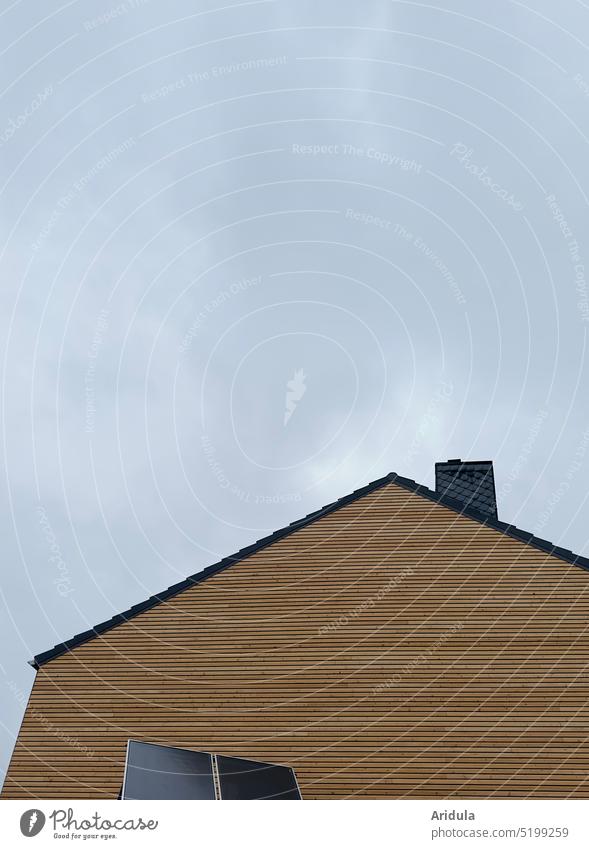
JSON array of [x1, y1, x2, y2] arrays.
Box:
[[3, 478, 589, 799]]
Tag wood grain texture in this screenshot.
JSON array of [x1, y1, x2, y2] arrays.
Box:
[[3, 480, 589, 799]]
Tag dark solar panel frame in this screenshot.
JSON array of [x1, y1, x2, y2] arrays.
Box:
[[122, 740, 216, 800], [216, 754, 302, 800], [122, 741, 302, 800]]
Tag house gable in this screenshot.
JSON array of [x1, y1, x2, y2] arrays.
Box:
[[4, 476, 589, 799], [31, 470, 589, 669]]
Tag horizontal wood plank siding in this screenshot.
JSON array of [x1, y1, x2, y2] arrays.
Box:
[[3, 481, 589, 799]]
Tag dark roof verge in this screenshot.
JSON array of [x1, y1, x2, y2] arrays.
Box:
[[30, 471, 589, 669]]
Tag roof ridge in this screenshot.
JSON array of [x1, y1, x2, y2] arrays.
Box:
[[31, 471, 589, 668]]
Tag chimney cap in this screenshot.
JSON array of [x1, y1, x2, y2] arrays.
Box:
[[435, 458, 493, 467]]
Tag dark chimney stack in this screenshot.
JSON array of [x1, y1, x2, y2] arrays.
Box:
[[435, 458, 498, 519]]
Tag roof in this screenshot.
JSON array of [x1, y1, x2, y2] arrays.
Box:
[[31, 469, 589, 669]]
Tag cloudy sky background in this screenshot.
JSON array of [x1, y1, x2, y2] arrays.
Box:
[[2, 0, 589, 786]]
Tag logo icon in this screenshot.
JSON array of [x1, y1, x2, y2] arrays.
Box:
[[284, 369, 307, 426], [20, 810, 46, 837]]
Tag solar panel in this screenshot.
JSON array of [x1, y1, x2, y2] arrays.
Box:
[[122, 741, 216, 800], [121, 741, 302, 800], [216, 755, 301, 800]]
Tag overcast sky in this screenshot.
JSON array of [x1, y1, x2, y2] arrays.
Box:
[[2, 0, 589, 787]]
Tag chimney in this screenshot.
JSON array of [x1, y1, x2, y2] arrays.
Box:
[[435, 458, 498, 519]]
